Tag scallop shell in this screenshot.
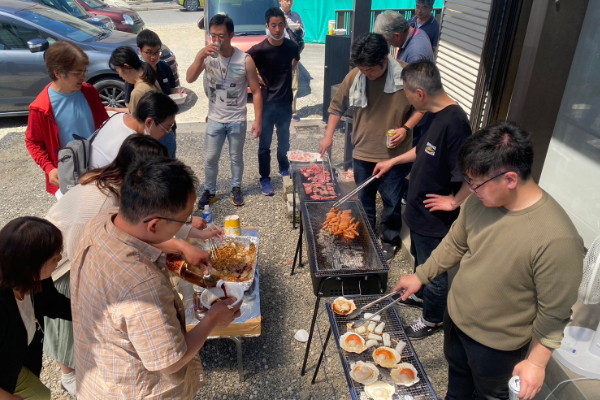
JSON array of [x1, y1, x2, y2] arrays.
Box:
[[339, 331, 367, 354], [332, 297, 357, 315], [364, 380, 395, 400], [349, 361, 380, 385], [390, 362, 420, 387], [372, 346, 401, 368]]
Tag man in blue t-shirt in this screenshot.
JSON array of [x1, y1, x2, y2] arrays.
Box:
[[124, 30, 179, 157], [408, 0, 440, 53], [374, 10, 434, 64]]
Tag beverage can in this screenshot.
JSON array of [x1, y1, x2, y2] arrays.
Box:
[[386, 129, 396, 149], [226, 215, 241, 236], [508, 376, 520, 400], [328, 20, 335, 35], [211, 41, 221, 58]]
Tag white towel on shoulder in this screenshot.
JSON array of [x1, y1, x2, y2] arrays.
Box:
[[349, 54, 404, 108]]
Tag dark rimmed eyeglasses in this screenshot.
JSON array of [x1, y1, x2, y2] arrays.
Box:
[[463, 171, 510, 193], [142, 214, 193, 225], [142, 50, 161, 58]]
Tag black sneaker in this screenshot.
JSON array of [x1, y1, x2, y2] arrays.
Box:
[[381, 243, 398, 261], [404, 317, 442, 340], [198, 190, 216, 209], [230, 187, 245, 206], [392, 293, 424, 309]]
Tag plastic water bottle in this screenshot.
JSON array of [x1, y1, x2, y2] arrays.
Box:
[[202, 205, 213, 227]]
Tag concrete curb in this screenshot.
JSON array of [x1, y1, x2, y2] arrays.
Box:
[[129, 1, 191, 12]]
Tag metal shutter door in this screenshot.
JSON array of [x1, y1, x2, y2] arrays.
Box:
[[437, 0, 492, 118]]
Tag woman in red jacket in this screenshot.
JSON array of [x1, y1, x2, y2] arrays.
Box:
[[25, 41, 109, 199]]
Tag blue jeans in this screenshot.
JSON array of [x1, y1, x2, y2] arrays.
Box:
[[259, 102, 292, 179], [353, 158, 409, 245], [444, 310, 529, 400], [410, 230, 446, 324], [205, 119, 247, 193], [159, 131, 177, 158]]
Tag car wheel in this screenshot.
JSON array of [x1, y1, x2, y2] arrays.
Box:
[[184, 0, 200, 11], [94, 78, 126, 109]]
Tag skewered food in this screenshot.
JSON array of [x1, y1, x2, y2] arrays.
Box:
[[322, 207, 360, 244], [364, 381, 395, 400], [332, 297, 357, 315], [372, 346, 401, 368], [349, 361, 379, 385], [390, 363, 420, 387], [340, 332, 367, 354]]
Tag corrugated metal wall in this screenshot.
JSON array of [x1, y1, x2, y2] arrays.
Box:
[[436, 0, 492, 117]]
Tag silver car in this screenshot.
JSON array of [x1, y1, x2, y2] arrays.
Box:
[[0, 0, 179, 116]]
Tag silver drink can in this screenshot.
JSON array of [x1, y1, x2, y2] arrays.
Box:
[[211, 41, 221, 58], [508, 376, 520, 400]]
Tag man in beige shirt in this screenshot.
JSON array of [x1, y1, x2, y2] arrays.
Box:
[[394, 121, 584, 400], [319, 33, 423, 261], [70, 157, 241, 399]]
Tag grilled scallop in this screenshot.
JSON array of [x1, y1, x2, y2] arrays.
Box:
[[372, 346, 401, 368], [332, 297, 357, 315], [364, 381, 395, 400], [349, 361, 379, 385], [390, 362, 420, 387], [339, 332, 366, 354]]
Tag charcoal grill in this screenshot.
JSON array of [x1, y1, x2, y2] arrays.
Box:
[[292, 199, 390, 376], [310, 295, 439, 400]]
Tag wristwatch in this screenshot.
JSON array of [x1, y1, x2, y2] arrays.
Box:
[[401, 125, 412, 135]]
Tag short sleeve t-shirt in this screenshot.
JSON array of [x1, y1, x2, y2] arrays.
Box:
[[48, 87, 95, 146], [396, 28, 435, 63], [125, 60, 175, 103], [247, 38, 300, 104], [409, 15, 441, 48], [204, 47, 249, 123], [403, 104, 471, 237], [89, 113, 137, 168]]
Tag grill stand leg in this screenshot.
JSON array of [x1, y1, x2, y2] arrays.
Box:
[[301, 293, 321, 376], [311, 327, 331, 384], [291, 216, 303, 275], [292, 173, 297, 229]]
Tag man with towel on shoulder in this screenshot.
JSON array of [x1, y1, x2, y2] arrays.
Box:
[[319, 33, 423, 261]]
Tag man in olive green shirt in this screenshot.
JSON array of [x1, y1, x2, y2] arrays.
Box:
[[395, 121, 584, 400]]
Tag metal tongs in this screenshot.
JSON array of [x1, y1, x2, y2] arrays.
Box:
[[347, 289, 404, 328], [332, 175, 378, 208]]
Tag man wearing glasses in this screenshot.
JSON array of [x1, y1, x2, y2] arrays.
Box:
[[122, 30, 180, 156], [71, 157, 241, 399], [374, 61, 471, 339], [408, 0, 440, 53], [392, 121, 584, 400], [187, 14, 263, 207]]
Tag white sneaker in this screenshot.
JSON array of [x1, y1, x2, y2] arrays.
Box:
[[61, 371, 77, 398]]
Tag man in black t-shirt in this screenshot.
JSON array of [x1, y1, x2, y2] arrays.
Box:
[[247, 7, 300, 196], [374, 61, 472, 340]]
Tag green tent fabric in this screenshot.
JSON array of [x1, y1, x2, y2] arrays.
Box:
[[293, 0, 443, 43]]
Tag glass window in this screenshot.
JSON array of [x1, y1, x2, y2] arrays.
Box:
[[16, 7, 103, 43], [539, 2, 600, 248], [0, 20, 42, 50], [208, 0, 279, 33], [80, 0, 109, 9]]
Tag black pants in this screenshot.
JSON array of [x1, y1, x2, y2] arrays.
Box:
[[444, 310, 529, 400]]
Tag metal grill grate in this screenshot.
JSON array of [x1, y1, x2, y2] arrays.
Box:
[[326, 295, 439, 400], [302, 200, 388, 277]]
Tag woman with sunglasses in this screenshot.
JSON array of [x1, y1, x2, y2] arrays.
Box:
[[25, 41, 109, 200], [108, 46, 178, 158], [43, 135, 222, 396], [89, 92, 179, 168], [0, 217, 70, 400]]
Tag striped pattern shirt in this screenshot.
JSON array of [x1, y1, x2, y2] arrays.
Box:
[[70, 209, 204, 399]]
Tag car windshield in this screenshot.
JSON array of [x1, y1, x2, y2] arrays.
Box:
[[16, 6, 104, 42], [79, 0, 109, 9], [36, 0, 91, 19], [208, 0, 278, 33]]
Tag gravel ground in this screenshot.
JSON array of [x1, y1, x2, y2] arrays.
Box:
[[0, 119, 447, 399], [0, 14, 447, 400]]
